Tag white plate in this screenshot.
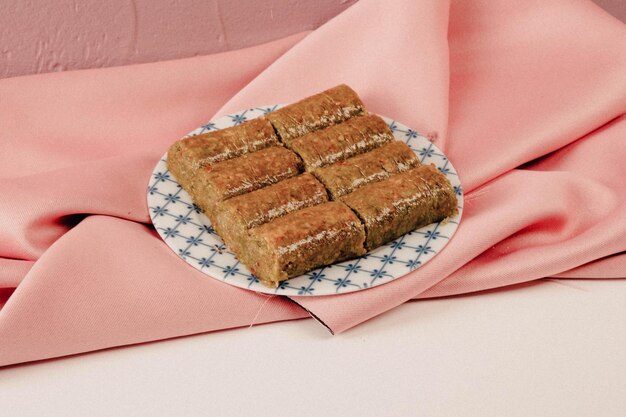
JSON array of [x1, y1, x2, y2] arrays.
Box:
[[147, 105, 463, 296]]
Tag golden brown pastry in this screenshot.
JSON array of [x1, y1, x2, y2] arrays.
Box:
[[167, 117, 278, 190], [266, 84, 365, 145], [213, 173, 328, 255], [340, 164, 457, 250], [245, 202, 366, 287], [313, 141, 419, 199]]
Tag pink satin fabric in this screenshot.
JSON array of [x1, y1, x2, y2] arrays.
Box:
[[1, 0, 624, 366]]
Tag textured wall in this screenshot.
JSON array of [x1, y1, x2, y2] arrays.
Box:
[[0, 0, 356, 78], [0, 0, 623, 79]]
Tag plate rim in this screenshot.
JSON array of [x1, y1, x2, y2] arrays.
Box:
[[147, 106, 463, 296]]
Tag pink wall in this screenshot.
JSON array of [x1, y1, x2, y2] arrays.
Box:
[[0, 0, 623, 79], [0, 0, 356, 78], [595, 0, 626, 22]]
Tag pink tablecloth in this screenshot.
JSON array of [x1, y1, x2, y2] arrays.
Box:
[[1, 0, 625, 366]]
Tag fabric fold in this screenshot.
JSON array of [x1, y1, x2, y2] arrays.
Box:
[[289, 0, 626, 332], [0, 215, 308, 366], [0, 0, 625, 366], [218, 0, 452, 145]]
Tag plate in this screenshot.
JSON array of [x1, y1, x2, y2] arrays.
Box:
[[147, 105, 463, 296]]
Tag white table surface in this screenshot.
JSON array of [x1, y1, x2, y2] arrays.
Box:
[[1, 279, 625, 417]]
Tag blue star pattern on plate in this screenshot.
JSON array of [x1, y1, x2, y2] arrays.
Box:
[[147, 106, 463, 296]]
